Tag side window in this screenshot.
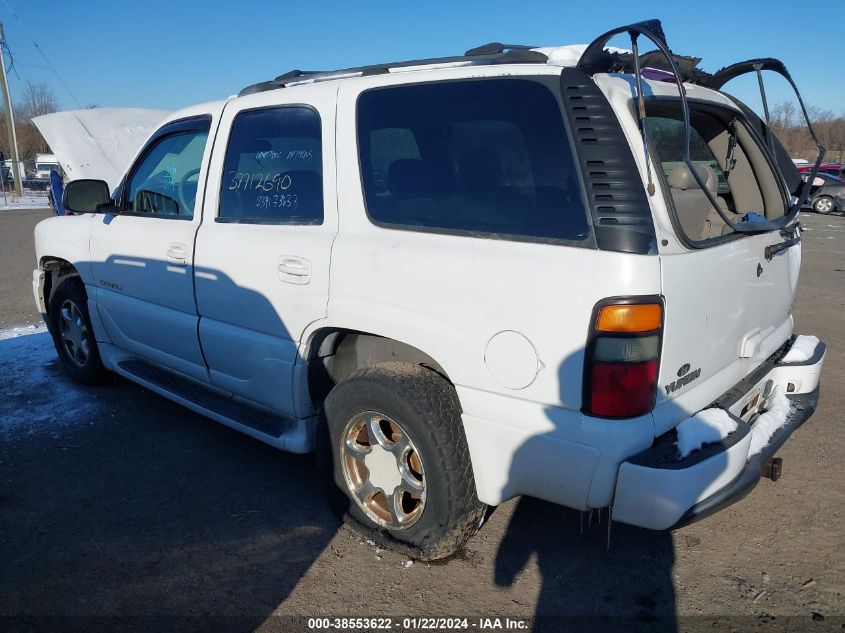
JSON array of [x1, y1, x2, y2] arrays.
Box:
[[126, 128, 209, 218], [219, 107, 323, 224], [356, 79, 590, 242]]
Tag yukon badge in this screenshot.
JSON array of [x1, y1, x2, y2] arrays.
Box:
[[665, 363, 701, 394]]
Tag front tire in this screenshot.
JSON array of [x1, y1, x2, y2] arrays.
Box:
[[48, 276, 107, 384], [323, 362, 486, 560], [814, 196, 835, 214]]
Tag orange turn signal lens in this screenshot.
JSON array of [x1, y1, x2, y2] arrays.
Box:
[[596, 303, 662, 333]]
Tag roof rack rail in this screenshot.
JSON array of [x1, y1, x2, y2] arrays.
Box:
[[239, 46, 548, 97], [464, 42, 537, 56]]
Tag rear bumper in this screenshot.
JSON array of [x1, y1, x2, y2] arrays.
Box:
[[611, 336, 826, 530]]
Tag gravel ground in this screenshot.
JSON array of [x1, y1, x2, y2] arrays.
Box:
[[0, 209, 842, 632]]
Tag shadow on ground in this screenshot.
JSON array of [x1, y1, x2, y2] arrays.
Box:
[[0, 338, 340, 631]]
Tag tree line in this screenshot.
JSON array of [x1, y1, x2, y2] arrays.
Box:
[[770, 102, 845, 164], [0, 81, 57, 169]]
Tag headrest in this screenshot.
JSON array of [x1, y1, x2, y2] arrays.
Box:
[[387, 159, 432, 198], [667, 164, 718, 193]]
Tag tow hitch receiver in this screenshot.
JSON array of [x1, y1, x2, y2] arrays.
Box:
[[761, 456, 783, 481]]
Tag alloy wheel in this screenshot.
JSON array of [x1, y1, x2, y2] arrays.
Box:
[[59, 299, 90, 367], [340, 411, 426, 529]]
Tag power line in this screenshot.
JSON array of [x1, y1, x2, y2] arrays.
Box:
[[0, 0, 81, 108]]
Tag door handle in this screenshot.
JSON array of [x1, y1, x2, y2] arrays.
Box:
[[166, 244, 188, 266], [277, 256, 311, 284]]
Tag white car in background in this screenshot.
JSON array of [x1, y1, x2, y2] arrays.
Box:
[[32, 20, 827, 559]]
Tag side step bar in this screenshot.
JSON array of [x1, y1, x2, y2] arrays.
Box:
[[114, 358, 316, 453]]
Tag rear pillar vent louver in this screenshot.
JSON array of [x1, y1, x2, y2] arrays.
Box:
[[560, 68, 657, 254]]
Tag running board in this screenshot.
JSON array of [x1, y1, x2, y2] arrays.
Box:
[[114, 358, 316, 453]]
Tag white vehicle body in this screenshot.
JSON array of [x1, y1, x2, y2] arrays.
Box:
[[32, 29, 826, 540]]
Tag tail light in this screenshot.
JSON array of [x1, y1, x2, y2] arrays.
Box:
[[583, 298, 663, 418]]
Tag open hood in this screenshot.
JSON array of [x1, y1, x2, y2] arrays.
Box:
[[33, 108, 171, 191]]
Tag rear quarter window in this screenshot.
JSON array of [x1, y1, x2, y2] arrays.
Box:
[[356, 79, 590, 243]]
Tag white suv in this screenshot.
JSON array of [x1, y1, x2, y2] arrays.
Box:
[[33, 21, 827, 559]]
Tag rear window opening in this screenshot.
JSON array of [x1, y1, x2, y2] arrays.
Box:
[[356, 78, 591, 243], [644, 101, 788, 244]]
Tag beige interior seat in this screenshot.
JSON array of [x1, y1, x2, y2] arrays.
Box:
[[667, 164, 723, 240]]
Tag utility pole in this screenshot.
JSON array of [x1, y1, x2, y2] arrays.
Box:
[[0, 22, 23, 196]]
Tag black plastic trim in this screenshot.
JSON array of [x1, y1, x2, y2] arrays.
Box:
[[559, 67, 657, 254], [239, 49, 549, 97], [626, 414, 751, 471]]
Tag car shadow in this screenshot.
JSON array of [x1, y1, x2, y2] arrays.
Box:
[[0, 253, 342, 632], [0, 335, 341, 631]]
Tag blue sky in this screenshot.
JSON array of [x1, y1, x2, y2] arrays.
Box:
[[1, 0, 842, 117]]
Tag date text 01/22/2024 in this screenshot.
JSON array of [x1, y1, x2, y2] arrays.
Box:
[[307, 617, 530, 630]]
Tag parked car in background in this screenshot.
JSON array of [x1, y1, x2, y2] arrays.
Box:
[[803, 172, 845, 213], [798, 163, 845, 178]]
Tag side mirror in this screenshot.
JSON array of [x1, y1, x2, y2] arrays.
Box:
[[63, 179, 112, 214]]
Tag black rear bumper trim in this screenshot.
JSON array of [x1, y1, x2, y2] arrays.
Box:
[[671, 385, 820, 529]]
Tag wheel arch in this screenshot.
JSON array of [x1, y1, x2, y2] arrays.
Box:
[[304, 328, 451, 409], [40, 257, 82, 312]]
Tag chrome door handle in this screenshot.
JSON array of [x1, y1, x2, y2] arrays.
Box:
[[166, 244, 188, 266], [277, 256, 311, 284]]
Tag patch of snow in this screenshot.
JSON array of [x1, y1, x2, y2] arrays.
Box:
[[676, 408, 738, 458], [748, 387, 792, 457], [0, 325, 104, 440], [0, 322, 47, 340], [782, 335, 819, 364], [0, 194, 50, 210], [533, 44, 630, 67]]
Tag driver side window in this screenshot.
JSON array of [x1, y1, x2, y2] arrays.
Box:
[[126, 125, 209, 219]]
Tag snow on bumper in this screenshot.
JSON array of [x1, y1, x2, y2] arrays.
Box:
[[612, 335, 826, 530]]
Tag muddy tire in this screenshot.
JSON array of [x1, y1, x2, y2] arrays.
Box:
[[321, 362, 486, 560], [48, 276, 107, 385]]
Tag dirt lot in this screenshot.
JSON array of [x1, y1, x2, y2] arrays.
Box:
[[0, 209, 843, 632]]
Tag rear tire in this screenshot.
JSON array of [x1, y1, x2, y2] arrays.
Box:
[[813, 196, 835, 214], [322, 362, 486, 560], [48, 276, 108, 385]]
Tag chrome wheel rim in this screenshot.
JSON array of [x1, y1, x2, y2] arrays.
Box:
[[59, 299, 90, 367], [816, 197, 833, 213], [340, 411, 426, 529]]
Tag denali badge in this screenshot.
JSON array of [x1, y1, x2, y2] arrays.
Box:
[[665, 366, 701, 394], [99, 279, 122, 292]]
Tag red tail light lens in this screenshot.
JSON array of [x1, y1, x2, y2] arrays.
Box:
[[590, 360, 658, 417], [584, 298, 663, 419]]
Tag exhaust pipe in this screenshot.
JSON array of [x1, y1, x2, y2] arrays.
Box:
[[761, 457, 783, 481]]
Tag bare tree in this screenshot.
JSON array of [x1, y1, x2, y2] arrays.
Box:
[[16, 81, 58, 121], [0, 81, 60, 169]]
